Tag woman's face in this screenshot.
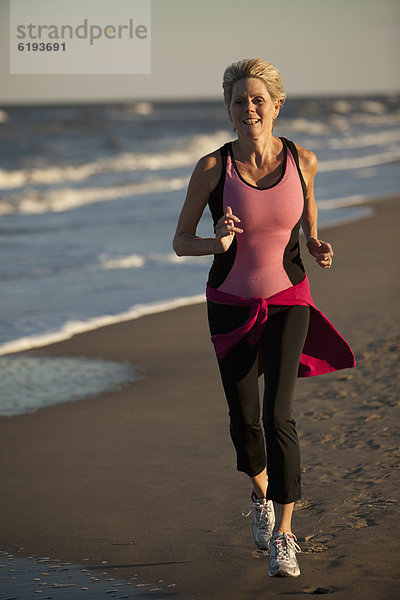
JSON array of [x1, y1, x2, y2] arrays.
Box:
[[228, 77, 280, 137]]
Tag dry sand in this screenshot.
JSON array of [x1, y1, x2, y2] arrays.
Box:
[[1, 195, 399, 599]]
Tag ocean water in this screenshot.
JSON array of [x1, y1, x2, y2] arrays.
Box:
[[0, 95, 399, 360], [0, 355, 139, 417], [0, 550, 175, 598]]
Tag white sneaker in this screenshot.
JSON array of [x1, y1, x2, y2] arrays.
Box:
[[268, 531, 301, 577], [242, 492, 275, 550]]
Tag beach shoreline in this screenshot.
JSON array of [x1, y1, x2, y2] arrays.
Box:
[[1, 195, 399, 599]]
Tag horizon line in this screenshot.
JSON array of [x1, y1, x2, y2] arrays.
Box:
[[1, 89, 399, 108]]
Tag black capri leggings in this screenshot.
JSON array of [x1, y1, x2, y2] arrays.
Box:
[[207, 301, 310, 504]]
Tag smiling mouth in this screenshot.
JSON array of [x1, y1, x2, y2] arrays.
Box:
[[243, 118, 260, 125]]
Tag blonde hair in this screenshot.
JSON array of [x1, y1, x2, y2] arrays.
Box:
[[222, 58, 286, 108]]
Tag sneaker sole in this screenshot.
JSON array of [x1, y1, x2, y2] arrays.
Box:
[[268, 567, 300, 578]]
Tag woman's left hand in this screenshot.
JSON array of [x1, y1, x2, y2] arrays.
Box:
[[307, 237, 334, 269]]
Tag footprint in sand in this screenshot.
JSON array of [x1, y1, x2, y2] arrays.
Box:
[[342, 466, 364, 479], [303, 544, 329, 554], [294, 499, 314, 511], [364, 413, 384, 422], [303, 533, 334, 553], [303, 410, 336, 421], [366, 439, 381, 450], [347, 518, 369, 529]]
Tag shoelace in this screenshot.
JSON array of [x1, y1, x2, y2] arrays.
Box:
[[242, 501, 273, 529], [269, 532, 301, 561]]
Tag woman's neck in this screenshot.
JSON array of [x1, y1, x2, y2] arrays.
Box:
[[233, 134, 281, 167]]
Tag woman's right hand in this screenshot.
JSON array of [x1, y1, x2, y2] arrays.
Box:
[[214, 205, 243, 254]]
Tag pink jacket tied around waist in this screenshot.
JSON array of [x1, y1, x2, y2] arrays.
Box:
[[206, 276, 356, 377]]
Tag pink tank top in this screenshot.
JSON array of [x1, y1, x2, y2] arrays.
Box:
[[217, 142, 305, 299]]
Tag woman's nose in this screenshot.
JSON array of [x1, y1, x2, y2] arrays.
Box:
[[244, 100, 255, 113]]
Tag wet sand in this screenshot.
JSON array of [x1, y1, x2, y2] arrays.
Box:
[[1, 195, 399, 599]]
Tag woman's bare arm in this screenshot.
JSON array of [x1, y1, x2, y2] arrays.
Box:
[[173, 152, 243, 256], [297, 145, 334, 269]]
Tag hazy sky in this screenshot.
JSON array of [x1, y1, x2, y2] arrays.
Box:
[[1, 0, 399, 104]]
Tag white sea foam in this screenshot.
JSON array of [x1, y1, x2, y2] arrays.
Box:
[[360, 100, 387, 114], [318, 206, 375, 228], [98, 252, 211, 270], [283, 111, 400, 135], [147, 252, 212, 265], [0, 177, 189, 215], [331, 100, 353, 114], [318, 194, 368, 209], [286, 129, 400, 151], [326, 130, 400, 149], [287, 118, 330, 135], [0, 130, 230, 191], [319, 192, 400, 214], [131, 102, 153, 115], [351, 113, 400, 127], [0, 175, 183, 216], [318, 150, 400, 172], [316, 193, 400, 227], [0, 294, 206, 356], [99, 254, 147, 269]]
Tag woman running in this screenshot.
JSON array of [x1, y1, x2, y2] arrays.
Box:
[[173, 58, 355, 578]]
